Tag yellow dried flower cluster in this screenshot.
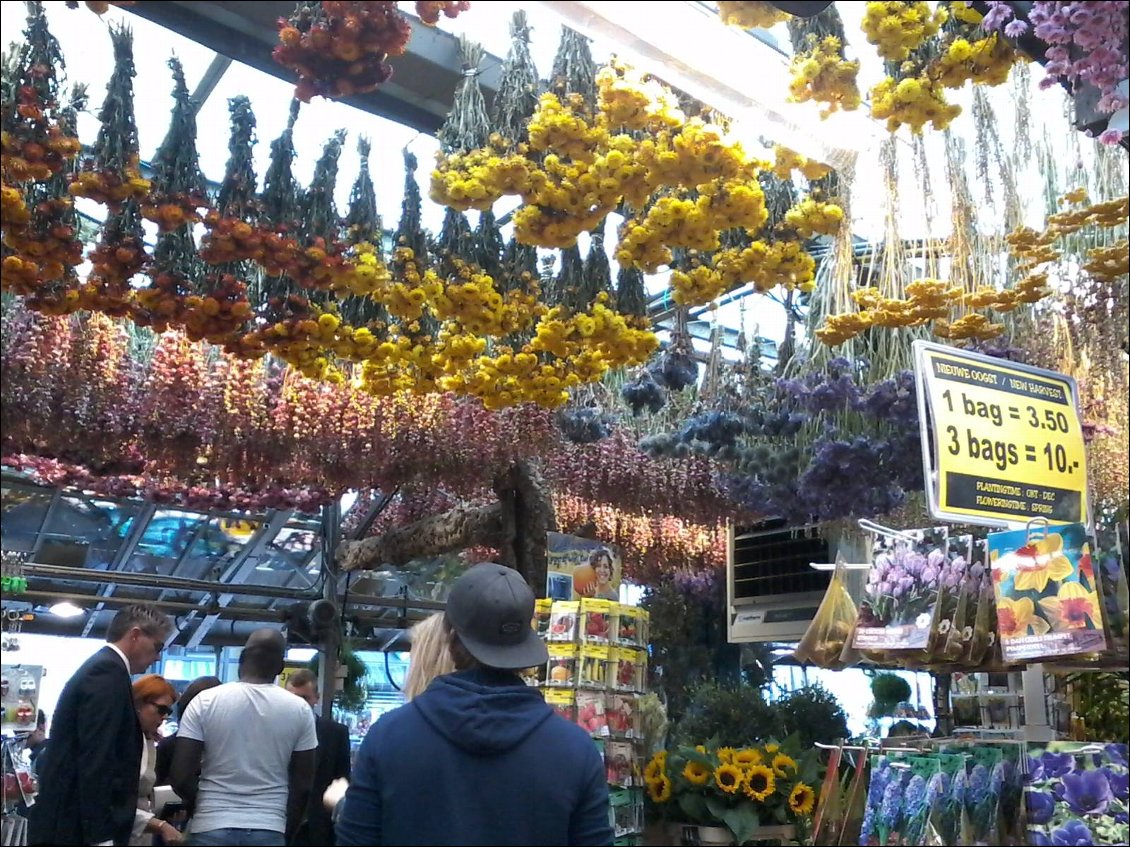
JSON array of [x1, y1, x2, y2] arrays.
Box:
[[784, 198, 844, 238], [870, 74, 962, 134], [716, 1, 789, 30], [861, 1, 944, 62], [933, 34, 1018, 89], [1008, 192, 1130, 278], [333, 242, 393, 297], [787, 35, 863, 118], [770, 145, 833, 182], [934, 313, 1004, 340], [670, 240, 817, 306], [1084, 240, 1130, 281]]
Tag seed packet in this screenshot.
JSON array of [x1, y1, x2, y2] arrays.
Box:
[[899, 756, 943, 846], [1092, 524, 1129, 659], [811, 743, 844, 846], [534, 598, 553, 637], [854, 527, 948, 652], [547, 600, 579, 643], [616, 604, 642, 646], [836, 744, 872, 846], [930, 534, 973, 661], [581, 598, 614, 644], [988, 522, 1107, 662], [546, 643, 578, 687], [606, 740, 635, 786], [631, 648, 647, 693], [1025, 740, 1130, 847], [579, 644, 612, 689], [607, 693, 639, 738], [613, 647, 638, 692], [931, 753, 970, 847], [637, 609, 650, 647], [610, 787, 637, 838], [544, 687, 576, 722], [575, 689, 609, 737], [965, 745, 1003, 845]]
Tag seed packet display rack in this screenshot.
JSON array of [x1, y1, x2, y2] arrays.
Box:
[[529, 598, 651, 846]]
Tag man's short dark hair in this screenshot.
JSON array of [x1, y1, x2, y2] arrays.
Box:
[[105, 604, 173, 643]]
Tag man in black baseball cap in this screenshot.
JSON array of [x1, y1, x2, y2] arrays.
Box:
[[336, 563, 612, 846]]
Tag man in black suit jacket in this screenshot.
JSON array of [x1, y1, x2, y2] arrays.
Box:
[[285, 668, 352, 846], [29, 604, 174, 847]]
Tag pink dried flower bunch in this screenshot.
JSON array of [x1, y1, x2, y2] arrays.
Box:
[[979, 1, 1128, 144]]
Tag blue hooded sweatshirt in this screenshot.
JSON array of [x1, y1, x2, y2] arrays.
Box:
[[336, 668, 613, 846]]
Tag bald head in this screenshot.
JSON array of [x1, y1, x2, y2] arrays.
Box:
[[239, 628, 286, 682]]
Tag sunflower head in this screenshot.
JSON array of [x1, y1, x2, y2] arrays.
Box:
[[683, 760, 711, 785], [743, 764, 777, 801], [763, 743, 780, 756], [644, 756, 666, 784], [717, 746, 736, 764], [714, 763, 745, 794], [733, 748, 763, 768], [788, 782, 816, 816], [771, 753, 797, 777], [648, 774, 673, 803]]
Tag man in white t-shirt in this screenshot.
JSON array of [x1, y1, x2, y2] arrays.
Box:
[[169, 629, 317, 847]]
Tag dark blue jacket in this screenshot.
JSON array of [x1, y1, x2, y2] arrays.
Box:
[[336, 668, 612, 846]]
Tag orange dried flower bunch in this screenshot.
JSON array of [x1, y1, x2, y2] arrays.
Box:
[[68, 26, 151, 210], [3, 196, 83, 286], [63, 1, 136, 14], [1, 3, 83, 186], [274, 1, 425, 102], [416, 1, 471, 27]]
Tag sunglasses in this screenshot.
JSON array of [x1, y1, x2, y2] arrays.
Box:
[[152, 703, 173, 718]]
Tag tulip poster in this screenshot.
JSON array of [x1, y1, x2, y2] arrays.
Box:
[[1024, 742, 1130, 847], [546, 532, 622, 601], [987, 523, 1107, 662]]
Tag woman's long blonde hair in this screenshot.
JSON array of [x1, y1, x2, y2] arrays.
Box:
[[403, 612, 455, 700]]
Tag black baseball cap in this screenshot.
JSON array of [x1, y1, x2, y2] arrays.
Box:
[[445, 563, 549, 671]]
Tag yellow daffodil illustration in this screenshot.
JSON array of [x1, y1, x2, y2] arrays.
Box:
[[1011, 533, 1074, 593], [996, 596, 1050, 639], [1039, 582, 1101, 632]]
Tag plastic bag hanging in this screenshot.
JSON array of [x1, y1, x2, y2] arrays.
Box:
[[794, 553, 859, 669]]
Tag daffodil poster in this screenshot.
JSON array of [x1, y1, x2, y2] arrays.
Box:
[[987, 523, 1107, 662]]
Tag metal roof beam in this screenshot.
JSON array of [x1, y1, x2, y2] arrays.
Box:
[[80, 502, 158, 637], [184, 509, 295, 648]]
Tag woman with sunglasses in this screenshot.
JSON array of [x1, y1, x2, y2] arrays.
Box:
[[130, 674, 183, 846]]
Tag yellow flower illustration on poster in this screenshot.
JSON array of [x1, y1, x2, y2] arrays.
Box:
[[988, 524, 1107, 662], [1039, 582, 1101, 632]]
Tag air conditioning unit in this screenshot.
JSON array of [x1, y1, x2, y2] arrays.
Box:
[[726, 520, 830, 643]]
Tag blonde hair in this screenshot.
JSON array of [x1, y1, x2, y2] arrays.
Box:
[[403, 613, 455, 700]]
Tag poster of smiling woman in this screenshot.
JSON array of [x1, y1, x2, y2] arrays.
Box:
[[987, 522, 1107, 662], [546, 532, 622, 601]]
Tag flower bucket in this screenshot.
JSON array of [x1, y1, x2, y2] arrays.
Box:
[[668, 822, 797, 845], [669, 823, 736, 846]]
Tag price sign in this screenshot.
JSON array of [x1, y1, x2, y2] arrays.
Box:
[[914, 340, 1089, 526]]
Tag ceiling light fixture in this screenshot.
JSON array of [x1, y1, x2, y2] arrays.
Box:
[[49, 601, 86, 618]]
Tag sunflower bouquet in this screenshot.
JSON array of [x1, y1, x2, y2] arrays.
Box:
[[643, 739, 820, 844]]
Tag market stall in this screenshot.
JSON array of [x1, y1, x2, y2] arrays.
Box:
[[1, 1, 1127, 845]]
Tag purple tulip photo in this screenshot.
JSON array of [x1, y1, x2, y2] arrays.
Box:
[[1105, 768, 1129, 802], [1105, 744, 1129, 768]]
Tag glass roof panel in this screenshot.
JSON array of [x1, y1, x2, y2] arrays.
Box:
[[0, 486, 55, 551], [136, 509, 209, 560]]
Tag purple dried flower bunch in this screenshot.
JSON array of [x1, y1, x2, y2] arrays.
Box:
[[981, 1, 1129, 145], [644, 357, 924, 523]]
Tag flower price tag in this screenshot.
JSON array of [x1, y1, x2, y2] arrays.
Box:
[[913, 340, 1089, 527]]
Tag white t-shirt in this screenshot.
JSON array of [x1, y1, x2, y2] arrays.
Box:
[[178, 681, 318, 834]]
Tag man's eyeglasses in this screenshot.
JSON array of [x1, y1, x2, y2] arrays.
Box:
[[152, 703, 173, 718]]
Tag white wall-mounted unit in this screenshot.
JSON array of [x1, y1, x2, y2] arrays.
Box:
[[726, 521, 829, 643]]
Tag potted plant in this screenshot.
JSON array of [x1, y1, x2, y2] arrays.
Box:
[[644, 739, 820, 845]]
